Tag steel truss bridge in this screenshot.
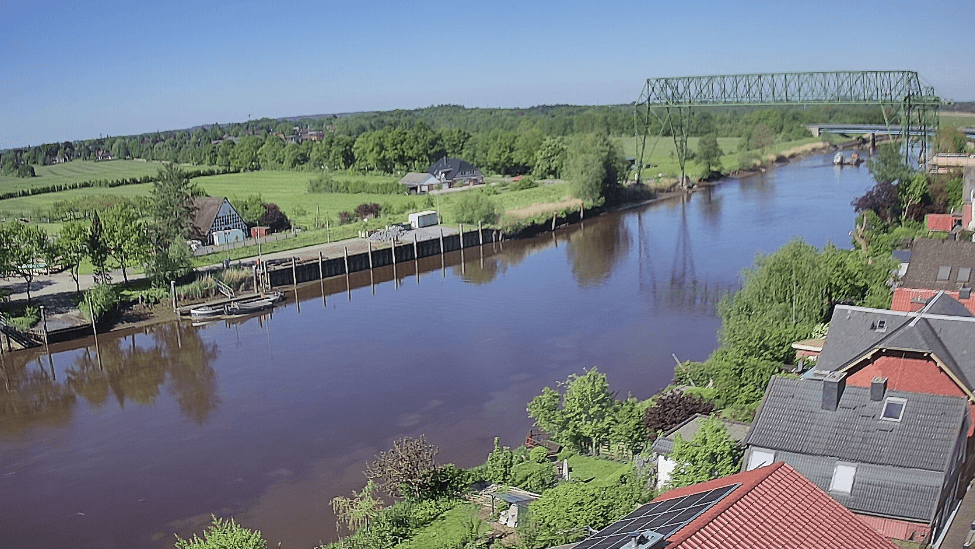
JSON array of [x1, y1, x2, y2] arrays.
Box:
[[635, 71, 942, 186]]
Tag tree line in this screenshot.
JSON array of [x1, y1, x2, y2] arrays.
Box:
[[2, 104, 891, 178]]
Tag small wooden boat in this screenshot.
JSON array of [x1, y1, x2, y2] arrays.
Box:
[[225, 297, 274, 316], [189, 304, 225, 318]]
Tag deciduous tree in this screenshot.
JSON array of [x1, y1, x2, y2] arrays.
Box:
[[527, 368, 619, 455], [364, 435, 439, 500], [52, 221, 89, 293], [2, 222, 50, 304], [643, 391, 714, 441], [696, 134, 723, 177], [102, 203, 150, 285], [667, 416, 742, 489]]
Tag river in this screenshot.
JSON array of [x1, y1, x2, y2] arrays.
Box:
[[0, 152, 877, 549]]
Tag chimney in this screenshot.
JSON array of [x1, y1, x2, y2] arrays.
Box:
[[960, 287, 971, 300], [821, 371, 847, 411], [870, 377, 888, 401]]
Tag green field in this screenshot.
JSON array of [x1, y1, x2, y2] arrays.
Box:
[[0, 159, 171, 194], [940, 111, 975, 130]]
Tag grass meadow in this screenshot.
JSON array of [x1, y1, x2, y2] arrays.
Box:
[[0, 159, 171, 194]]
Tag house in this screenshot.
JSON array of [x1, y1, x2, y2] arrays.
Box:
[[963, 166, 974, 230], [191, 197, 248, 246], [574, 462, 898, 549], [426, 157, 483, 187], [651, 414, 751, 490], [817, 292, 975, 434], [399, 172, 444, 194], [891, 239, 975, 313], [744, 374, 970, 543]]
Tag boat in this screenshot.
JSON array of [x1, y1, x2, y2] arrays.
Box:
[[225, 299, 273, 316], [189, 304, 225, 318], [833, 152, 863, 166]]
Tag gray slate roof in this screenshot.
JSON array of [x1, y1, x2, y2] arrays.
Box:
[[427, 157, 482, 181], [817, 293, 975, 393], [900, 239, 975, 292], [746, 376, 968, 522], [399, 172, 438, 188], [651, 413, 751, 455]]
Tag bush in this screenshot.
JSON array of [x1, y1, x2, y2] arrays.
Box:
[[510, 461, 557, 493], [338, 211, 355, 225], [307, 174, 401, 195], [528, 446, 550, 464], [454, 192, 499, 225], [510, 176, 539, 191], [80, 283, 120, 321], [174, 515, 266, 549], [354, 203, 382, 219]]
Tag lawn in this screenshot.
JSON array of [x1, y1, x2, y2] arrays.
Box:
[[0, 159, 170, 194], [394, 503, 481, 549], [563, 454, 635, 487]]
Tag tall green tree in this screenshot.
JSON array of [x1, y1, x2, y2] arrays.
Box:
[[2, 222, 50, 304], [527, 368, 618, 455], [147, 165, 197, 286], [52, 221, 89, 293], [697, 134, 723, 177], [565, 134, 628, 205], [87, 211, 111, 283], [102, 203, 151, 285], [667, 416, 742, 489]]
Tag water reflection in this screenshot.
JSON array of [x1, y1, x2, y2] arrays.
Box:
[[0, 322, 220, 433], [565, 217, 632, 287]]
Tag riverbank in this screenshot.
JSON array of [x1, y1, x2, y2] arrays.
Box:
[[0, 140, 843, 352]]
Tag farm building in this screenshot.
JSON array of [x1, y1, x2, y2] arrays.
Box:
[[427, 157, 483, 187], [191, 197, 248, 246], [399, 172, 444, 193]]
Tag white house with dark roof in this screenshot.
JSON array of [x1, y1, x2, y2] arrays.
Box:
[[651, 414, 751, 490], [744, 374, 970, 544], [191, 196, 247, 245]]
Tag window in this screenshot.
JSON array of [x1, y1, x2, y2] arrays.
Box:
[[829, 463, 856, 494], [938, 266, 952, 281], [881, 397, 907, 421], [958, 267, 971, 283], [746, 449, 775, 471], [875, 319, 887, 332]]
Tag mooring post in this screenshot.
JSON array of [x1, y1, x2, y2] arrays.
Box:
[[253, 264, 259, 293], [552, 212, 557, 231], [459, 224, 464, 249], [326, 217, 331, 243], [368, 241, 374, 270], [478, 221, 483, 246], [580, 204, 584, 220], [291, 257, 298, 285], [391, 238, 396, 265], [439, 228, 445, 254], [318, 251, 324, 281], [171, 280, 177, 313], [87, 293, 97, 338], [39, 306, 49, 349], [343, 247, 350, 275], [413, 233, 418, 260]]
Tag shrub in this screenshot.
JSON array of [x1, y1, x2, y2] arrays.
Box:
[[510, 461, 556, 493], [454, 192, 499, 225], [338, 211, 355, 225], [354, 203, 382, 219], [510, 176, 539, 191], [5, 305, 39, 330], [174, 515, 266, 549], [528, 446, 550, 464], [643, 391, 715, 441], [81, 283, 120, 321]]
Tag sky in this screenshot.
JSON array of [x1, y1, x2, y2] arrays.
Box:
[[2, 0, 974, 150]]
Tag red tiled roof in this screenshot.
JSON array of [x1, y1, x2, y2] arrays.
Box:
[[655, 463, 898, 549], [892, 287, 975, 314], [926, 213, 956, 232]]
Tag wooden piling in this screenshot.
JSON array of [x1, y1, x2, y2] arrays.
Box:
[[39, 306, 49, 350], [439, 228, 445, 254], [171, 280, 177, 312], [459, 224, 464, 249], [368, 241, 374, 270], [551, 212, 557, 231], [326, 217, 331, 243], [391, 238, 396, 265], [318, 251, 324, 281], [413, 233, 418, 260], [343, 247, 350, 275], [580, 204, 584, 220], [478, 222, 483, 246], [291, 257, 298, 285]]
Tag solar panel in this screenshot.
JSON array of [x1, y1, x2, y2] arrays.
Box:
[[573, 484, 740, 549]]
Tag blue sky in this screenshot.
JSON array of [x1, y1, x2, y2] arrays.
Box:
[[2, 0, 973, 149]]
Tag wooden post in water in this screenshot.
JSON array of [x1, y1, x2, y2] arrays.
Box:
[[413, 233, 418, 260], [291, 257, 298, 285], [86, 292, 101, 367], [39, 306, 49, 350], [343, 247, 350, 275], [391, 238, 396, 265], [318, 252, 324, 281], [368, 241, 374, 270], [551, 212, 557, 231], [478, 222, 483, 246], [171, 280, 177, 313], [459, 224, 464, 248], [253, 265, 259, 293], [580, 204, 584, 220], [439, 228, 445, 254]]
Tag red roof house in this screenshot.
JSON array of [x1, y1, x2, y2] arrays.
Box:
[[925, 213, 958, 233], [573, 463, 898, 549]]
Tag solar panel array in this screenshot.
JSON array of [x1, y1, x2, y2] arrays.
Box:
[[573, 484, 740, 549]]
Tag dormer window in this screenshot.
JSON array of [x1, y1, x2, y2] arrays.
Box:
[[881, 397, 907, 422]]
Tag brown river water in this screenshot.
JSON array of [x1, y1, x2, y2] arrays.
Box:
[[0, 153, 877, 548]]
